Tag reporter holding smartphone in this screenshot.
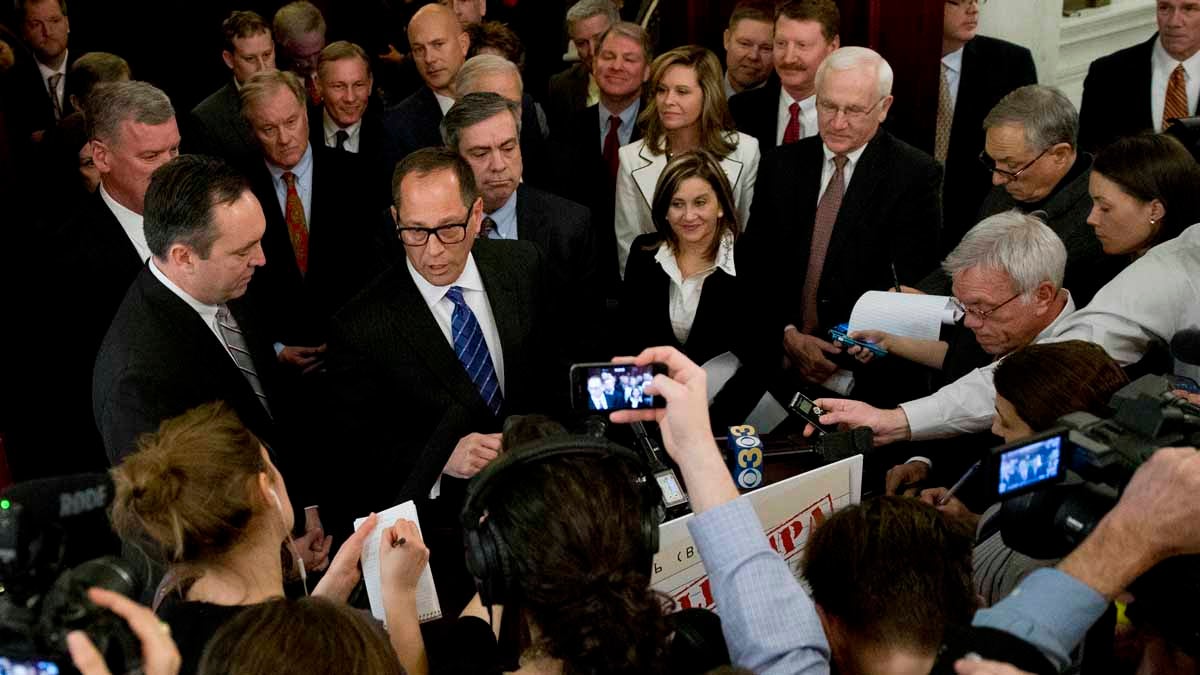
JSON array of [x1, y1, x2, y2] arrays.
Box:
[[612, 345, 1200, 674], [619, 150, 764, 427]]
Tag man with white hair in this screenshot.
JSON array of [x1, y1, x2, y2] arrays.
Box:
[[738, 46, 941, 390], [809, 211, 1074, 493]]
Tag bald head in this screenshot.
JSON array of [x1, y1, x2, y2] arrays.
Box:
[[408, 3, 469, 97]]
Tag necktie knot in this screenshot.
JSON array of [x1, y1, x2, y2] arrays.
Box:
[[609, 114, 622, 130], [282, 171, 297, 188], [216, 305, 231, 323], [481, 216, 498, 236], [789, 101, 800, 116], [832, 154, 849, 171], [446, 285, 466, 306], [335, 129, 349, 149]]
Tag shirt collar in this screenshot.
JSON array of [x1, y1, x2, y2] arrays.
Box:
[[99, 183, 142, 229], [942, 46, 964, 74], [148, 258, 222, 324], [266, 143, 314, 184], [405, 251, 485, 308], [434, 91, 456, 115], [323, 108, 363, 144], [598, 99, 640, 132], [485, 190, 519, 239], [653, 230, 737, 282], [822, 140, 870, 166], [36, 49, 68, 79], [1039, 291, 1077, 340], [1154, 35, 1200, 76]]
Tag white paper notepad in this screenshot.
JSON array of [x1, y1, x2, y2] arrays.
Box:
[[353, 501, 442, 624], [847, 291, 964, 342]]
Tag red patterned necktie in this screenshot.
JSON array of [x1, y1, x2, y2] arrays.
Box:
[[603, 114, 621, 182], [281, 171, 310, 275], [801, 155, 848, 333], [782, 101, 802, 145]]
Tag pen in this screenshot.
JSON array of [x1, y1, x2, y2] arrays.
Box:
[[890, 262, 901, 293], [392, 536, 406, 548], [938, 460, 982, 506]]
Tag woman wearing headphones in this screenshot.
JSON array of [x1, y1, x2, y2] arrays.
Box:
[[110, 402, 430, 675]]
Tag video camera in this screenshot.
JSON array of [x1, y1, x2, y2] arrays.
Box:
[[980, 374, 1200, 655], [0, 474, 143, 674]]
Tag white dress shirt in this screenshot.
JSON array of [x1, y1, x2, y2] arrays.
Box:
[[817, 142, 869, 201], [266, 144, 314, 227], [99, 184, 152, 263], [590, 394, 609, 410], [322, 108, 362, 153], [654, 231, 736, 343], [899, 292, 1077, 442], [148, 260, 236, 362], [37, 49, 67, 115], [598, 99, 640, 151], [405, 253, 505, 394], [484, 190, 519, 240], [435, 92, 456, 115], [942, 46, 964, 110], [1053, 222, 1200, 383], [1151, 38, 1200, 132], [775, 89, 818, 146]]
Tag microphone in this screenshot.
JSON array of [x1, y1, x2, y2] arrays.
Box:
[[812, 427, 875, 464], [726, 425, 765, 489], [630, 422, 690, 513], [1170, 328, 1200, 366], [0, 473, 115, 570]]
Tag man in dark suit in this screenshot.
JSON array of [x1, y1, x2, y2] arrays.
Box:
[[318, 148, 558, 612], [738, 47, 942, 391], [380, 4, 468, 170], [311, 40, 391, 198], [93, 154, 328, 565], [551, 21, 650, 293], [729, 0, 839, 153], [187, 11, 276, 171], [240, 70, 391, 365], [1079, 0, 1200, 152], [902, 0, 1037, 253], [6, 81, 180, 481], [444, 92, 603, 360], [10, 0, 73, 145], [545, 0, 618, 129]]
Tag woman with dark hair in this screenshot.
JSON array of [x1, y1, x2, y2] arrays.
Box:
[[110, 402, 430, 675], [1088, 133, 1200, 257], [199, 597, 405, 675], [444, 420, 730, 674], [613, 45, 759, 276], [920, 340, 1129, 606], [621, 149, 762, 426]]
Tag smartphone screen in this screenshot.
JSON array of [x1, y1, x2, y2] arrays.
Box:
[[571, 363, 667, 412]]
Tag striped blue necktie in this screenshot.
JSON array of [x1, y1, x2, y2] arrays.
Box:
[[446, 286, 503, 415]]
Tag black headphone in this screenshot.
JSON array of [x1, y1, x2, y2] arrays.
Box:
[[460, 434, 664, 606]]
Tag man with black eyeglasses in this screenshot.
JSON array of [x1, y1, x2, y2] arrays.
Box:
[[316, 147, 558, 615]]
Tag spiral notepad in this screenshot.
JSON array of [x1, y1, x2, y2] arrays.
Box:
[[354, 500, 443, 624]]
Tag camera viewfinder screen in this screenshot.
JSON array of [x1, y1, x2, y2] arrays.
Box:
[[583, 365, 658, 411], [998, 435, 1062, 496]]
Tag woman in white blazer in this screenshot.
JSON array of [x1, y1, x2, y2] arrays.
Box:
[[614, 45, 760, 277]]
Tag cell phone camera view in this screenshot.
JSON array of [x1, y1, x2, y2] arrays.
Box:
[[995, 432, 1065, 497], [570, 362, 667, 413]]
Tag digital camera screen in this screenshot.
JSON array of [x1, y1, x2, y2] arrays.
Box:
[[0, 658, 61, 675], [997, 435, 1063, 496], [581, 365, 659, 411]]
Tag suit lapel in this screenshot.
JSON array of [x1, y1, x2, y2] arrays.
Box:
[[514, 185, 537, 241], [631, 144, 666, 211], [827, 133, 886, 258], [719, 150, 745, 195], [950, 41, 980, 138], [473, 242, 525, 408]]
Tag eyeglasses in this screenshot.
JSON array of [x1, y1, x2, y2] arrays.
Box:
[[945, 0, 987, 7], [397, 222, 469, 247], [952, 292, 1021, 321], [816, 96, 884, 122], [978, 147, 1049, 182]]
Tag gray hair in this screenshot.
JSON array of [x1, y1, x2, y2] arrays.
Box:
[[983, 85, 1078, 151], [455, 54, 523, 98], [565, 0, 618, 34], [273, 0, 326, 43], [942, 210, 1067, 296], [240, 70, 305, 119], [597, 20, 653, 63], [440, 91, 522, 152], [814, 46, 893, 99], [86, 80, 175, 145]]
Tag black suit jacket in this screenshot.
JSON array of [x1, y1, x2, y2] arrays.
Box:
[[5, 50, 75, 145], [729, 75, 783, 152], [247, 146, 394, 346], [381, 86, 444, 174], [738, 130, 943, 365], [545, 62, 590, 130], [622, 233, 765, 426], [1077, 35, 1188, 153], [93, 266, 282, 468], [514, 184, 604, 359], [549, 102, 644, 290], [316, 238, 560, 529], [940, 37, 1037, 251], [307, 101, 393, 206], [186, 81, 259, 172]]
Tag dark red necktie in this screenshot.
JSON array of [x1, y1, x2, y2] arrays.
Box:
[[603, 114, 621, 181]]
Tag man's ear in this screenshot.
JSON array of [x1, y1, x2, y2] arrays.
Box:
[[90, 138, 111, 173], [222, 50, 235, 72]]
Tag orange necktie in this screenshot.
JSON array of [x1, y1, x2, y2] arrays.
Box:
[[1164, 63, 1190, 130], [281, 171, 309, 275]]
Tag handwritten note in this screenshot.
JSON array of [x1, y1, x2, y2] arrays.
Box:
[[848, 291, 963, 342], [353, 501, 442, 624]]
